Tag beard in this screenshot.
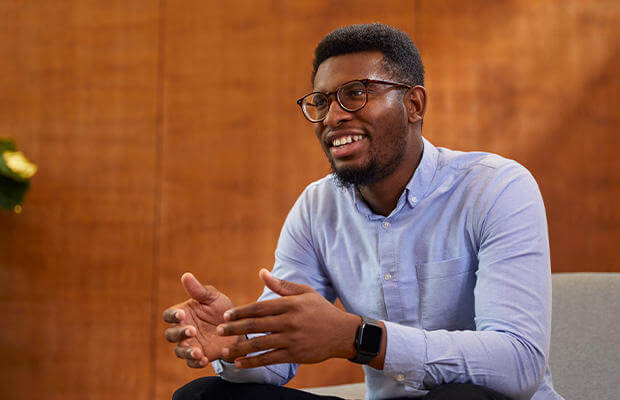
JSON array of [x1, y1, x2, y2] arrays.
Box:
[[329, 129, 408, 189]]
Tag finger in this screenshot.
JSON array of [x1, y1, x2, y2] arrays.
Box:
[[165, 325, 196, 343], [218, 315, 286, 336], [162, 308, 185, 323], [233, 349, 291, 369], [186, 357, 209, 369], [259, 268, 313, 297], [222, 333, 283, 360], [181, 272, 220, 305], [174, 345, 202, 360], [224, 297, 292, 321]]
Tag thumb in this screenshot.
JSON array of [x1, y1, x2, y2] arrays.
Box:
[[181, 272, 219, 304], [259, 268, 313, 297]]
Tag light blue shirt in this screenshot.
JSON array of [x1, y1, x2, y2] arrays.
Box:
[[214, 138, 563, 400]]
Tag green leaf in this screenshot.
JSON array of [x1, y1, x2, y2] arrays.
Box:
[[0, 138, 17, 152], [0, 174, 29, 210]]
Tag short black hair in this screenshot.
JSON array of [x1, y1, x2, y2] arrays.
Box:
[[312, 23, 424, 87]]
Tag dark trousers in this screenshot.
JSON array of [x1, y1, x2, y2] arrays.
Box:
[[173, 376, 513, 400]]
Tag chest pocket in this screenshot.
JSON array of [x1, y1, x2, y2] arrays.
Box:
[[416, 256, 476, 331]]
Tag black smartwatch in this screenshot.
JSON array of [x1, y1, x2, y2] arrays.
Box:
[[349, 316, 383, 364]]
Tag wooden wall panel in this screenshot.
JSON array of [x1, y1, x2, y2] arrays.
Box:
[[155, 0, 414, 396], [415, 0, 620, 272], [0, 1, 618, 399], [0, 2, 160, 399]]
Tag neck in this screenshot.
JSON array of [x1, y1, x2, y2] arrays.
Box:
[[357, 136, 423, 217]]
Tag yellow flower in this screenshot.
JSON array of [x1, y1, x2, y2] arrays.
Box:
[[2, 151, 37, 179]]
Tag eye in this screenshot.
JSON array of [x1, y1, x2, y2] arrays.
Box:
[[340, 82, 367, 100], [308, 94, 327, 108]]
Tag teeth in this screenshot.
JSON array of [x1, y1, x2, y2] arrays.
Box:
[[332, 135, 363, 147]]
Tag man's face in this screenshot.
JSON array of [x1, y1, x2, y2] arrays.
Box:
[[312, 51, 410, 188]]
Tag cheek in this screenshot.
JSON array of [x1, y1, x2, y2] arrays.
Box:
[[314, 125, 326, 142], [364, 96, 405, 124]]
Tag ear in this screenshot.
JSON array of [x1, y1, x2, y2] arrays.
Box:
[[404, 86, 427, 124]]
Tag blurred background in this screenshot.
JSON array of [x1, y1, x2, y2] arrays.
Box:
[[0, 1, 618, 399]]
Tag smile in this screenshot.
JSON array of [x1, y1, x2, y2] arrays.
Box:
[[332, 135, 364, 147], [327, 134, 368, 159]]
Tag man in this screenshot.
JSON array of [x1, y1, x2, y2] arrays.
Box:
[[164, 23, 564, 400]]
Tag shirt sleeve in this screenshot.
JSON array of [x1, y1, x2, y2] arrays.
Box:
[[214, 184, 336, 384], [382, 165, 552, 400]]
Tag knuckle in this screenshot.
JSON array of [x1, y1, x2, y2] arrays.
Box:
[[246, 319, 257, 331], [259, 354, 271, 365], [286, 315, 301, 330], [288, 296, 301, 310], [282, 318, 294, 330], [251, 303, 263, 315], [249, 339, 261, 352]]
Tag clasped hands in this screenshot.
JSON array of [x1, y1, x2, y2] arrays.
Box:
[[163, 268, 360, 369]]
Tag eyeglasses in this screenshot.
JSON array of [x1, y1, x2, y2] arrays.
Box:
[[296, 79, 412, 123]]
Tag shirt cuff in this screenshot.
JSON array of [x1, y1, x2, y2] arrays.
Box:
[[381, 320, 427, 389]]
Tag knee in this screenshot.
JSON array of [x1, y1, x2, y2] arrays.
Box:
[[172, 376, 226, 400]]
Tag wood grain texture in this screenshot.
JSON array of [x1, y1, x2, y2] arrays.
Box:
[[0, 1, 618, 399], [0, 1, 160, 399], [415, 0, 620, 272]]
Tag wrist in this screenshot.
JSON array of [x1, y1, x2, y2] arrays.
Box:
[[349, 316, 385, 367], [341, 314, 363, 360]]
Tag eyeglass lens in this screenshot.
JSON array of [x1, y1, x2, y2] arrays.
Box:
[[301, 81, 367, 122]]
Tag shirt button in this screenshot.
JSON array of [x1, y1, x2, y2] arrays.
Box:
[[411, 196, 418, 203], [384, 272, 392, 281], [382, 221, 390, 229], [396, 373, 405, 382]]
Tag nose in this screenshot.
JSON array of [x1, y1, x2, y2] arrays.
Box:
[[322, 97, 353, 127]]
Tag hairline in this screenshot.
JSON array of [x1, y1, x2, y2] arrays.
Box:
[[311, 51, 405, 88]]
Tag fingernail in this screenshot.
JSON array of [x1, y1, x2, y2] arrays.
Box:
[[185, 327, 193, 336], [200, 358, 208, 367], [216, 325, 224, 335], [223, 311, 231, 320]]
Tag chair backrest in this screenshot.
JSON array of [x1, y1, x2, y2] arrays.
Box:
[[549, 273, 620, 400]]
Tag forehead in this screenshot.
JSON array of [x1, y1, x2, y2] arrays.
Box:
[[313, 51, 388, 91]]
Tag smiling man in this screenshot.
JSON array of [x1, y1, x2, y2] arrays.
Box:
[[164, 24, 564, 400]]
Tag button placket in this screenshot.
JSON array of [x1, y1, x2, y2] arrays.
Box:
[[377, 218, 405, 322]]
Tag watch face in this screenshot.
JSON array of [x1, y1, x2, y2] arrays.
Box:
[[359, 323, 382, 353]]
